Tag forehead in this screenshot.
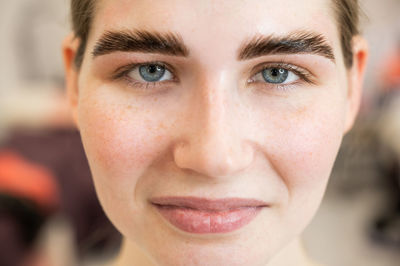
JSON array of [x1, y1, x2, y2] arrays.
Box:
[[91, 0, 339, 57]]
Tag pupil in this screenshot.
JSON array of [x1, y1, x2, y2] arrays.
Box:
[[148, 65, 157, 73]]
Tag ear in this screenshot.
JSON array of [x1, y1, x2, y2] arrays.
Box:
[[62, 33, 81, 129], [343, 36, 369, 134]]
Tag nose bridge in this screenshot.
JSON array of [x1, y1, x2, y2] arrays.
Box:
[[195, 78, 231, 156], [173, 74, 254, 178], [198, 73, 229, 136]]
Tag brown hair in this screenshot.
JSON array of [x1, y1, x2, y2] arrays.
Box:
[[70, 0, 361, 68]]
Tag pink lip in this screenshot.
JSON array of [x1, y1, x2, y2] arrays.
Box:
[[150, 197, 268, 234]]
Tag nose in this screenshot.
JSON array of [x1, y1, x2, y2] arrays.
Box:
[[173, 79, 254, 178]]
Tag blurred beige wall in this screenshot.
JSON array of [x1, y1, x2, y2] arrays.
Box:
[[0, 0, 70, 136]]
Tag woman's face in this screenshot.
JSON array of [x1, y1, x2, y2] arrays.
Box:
[[64, 0, 366, 265]]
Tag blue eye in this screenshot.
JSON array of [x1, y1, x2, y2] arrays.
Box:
[[262, 68, 289, 84], [139, 64, 166, 82], [251, 66, 300, 85], [127, 63, 174, 83]]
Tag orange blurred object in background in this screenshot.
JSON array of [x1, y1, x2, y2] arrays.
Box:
[[0, 151, 59, 214]]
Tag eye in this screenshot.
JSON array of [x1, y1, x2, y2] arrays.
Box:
[[127, 63, 174, 82], [252, 67, 300, 85]]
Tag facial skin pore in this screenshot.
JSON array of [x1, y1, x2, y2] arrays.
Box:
[[63, 0, 368, 265]]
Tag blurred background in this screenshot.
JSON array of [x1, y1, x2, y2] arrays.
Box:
[[0, 0, 399, 266]]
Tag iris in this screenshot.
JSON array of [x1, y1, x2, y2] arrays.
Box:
[[262, 68, 289, 84], [139, 64, 166, 82]]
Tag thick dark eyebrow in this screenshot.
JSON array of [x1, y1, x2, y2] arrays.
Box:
[[92, 30, 189, 57], [238, 31, 335, 62]]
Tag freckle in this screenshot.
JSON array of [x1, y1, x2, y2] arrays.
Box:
[[155, 135, 163, 142], [157, 122, 167, 130], [295, 105, 308, 115]]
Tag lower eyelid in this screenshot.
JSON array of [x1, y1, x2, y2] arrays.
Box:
[[121, 78, 174, 92], [256, 79, 307, 92]]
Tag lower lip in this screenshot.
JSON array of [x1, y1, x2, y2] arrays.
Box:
[[154, 205, 262, 234]]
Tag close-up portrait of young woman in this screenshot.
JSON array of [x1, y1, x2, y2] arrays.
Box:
[[5, 0, 400, 266], [60, 0, 369, 265]]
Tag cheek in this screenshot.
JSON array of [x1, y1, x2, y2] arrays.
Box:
[[76, 89, 175, 232], [286, 109, 344, 184], [261, 92, 347, 202], [255, 92, 348, 235], [77, 89, 169, 190]]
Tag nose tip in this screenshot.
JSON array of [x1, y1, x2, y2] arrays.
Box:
[[173, 136, 254, 178]]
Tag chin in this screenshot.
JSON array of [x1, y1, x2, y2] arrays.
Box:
[[128, 222, 295, 266], [146, 243, 271, 266]]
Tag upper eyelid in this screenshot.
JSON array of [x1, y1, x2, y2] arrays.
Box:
[[111, 61, 176, 80], [251, 62, 309, 75]]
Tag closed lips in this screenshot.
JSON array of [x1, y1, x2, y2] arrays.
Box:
[[150, 196, 269, 234]]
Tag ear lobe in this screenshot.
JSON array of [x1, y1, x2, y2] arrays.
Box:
[[62, 33, 81, 129], [344, 36, 369, 134]]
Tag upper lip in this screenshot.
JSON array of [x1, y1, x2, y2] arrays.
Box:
[[150, 196, 270, 211]]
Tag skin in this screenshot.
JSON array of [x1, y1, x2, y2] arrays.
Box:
[[63, 0, 368, 265]]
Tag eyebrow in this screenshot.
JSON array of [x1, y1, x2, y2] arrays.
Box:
[[238, 30, 335, 62], [92, 30, 189, 57], [92, 29, 335, 63]]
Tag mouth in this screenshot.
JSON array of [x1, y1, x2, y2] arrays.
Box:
[[150, 196, 269, 234]]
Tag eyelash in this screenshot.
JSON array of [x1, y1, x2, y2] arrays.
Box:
[[111, 61, 314, 91], [111, 61, 177, 90]]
